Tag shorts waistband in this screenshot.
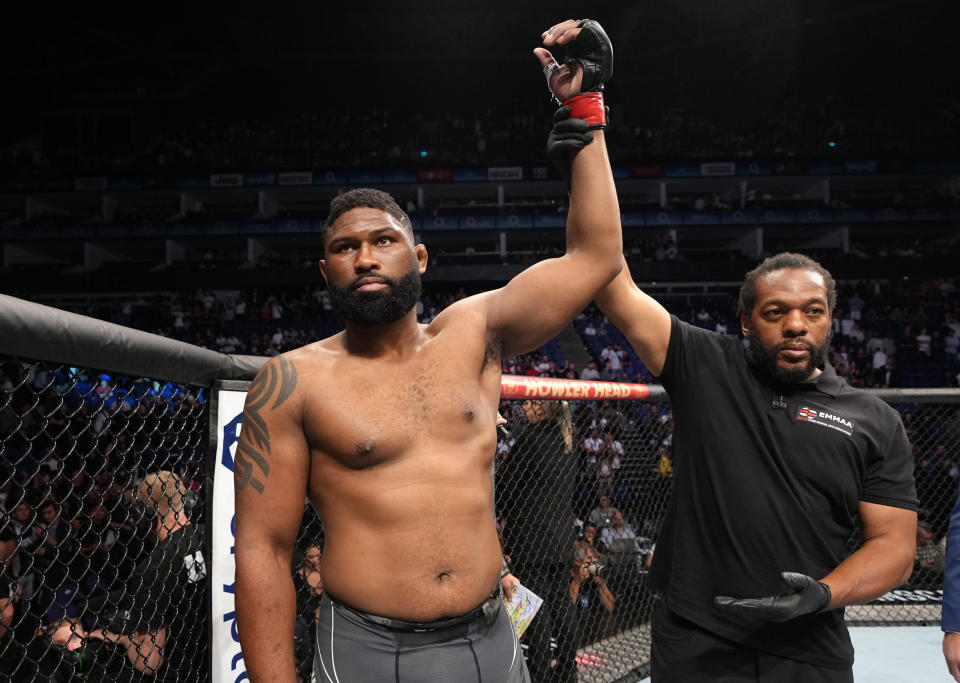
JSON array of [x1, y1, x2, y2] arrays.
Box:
[[326, 585, 501, 633]]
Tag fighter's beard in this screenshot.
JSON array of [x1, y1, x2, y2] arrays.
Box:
[[327, 265, 422, 326], [746, 329, 832, 384]]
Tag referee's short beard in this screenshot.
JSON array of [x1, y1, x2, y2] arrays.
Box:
[[747, 328, 832, 384]]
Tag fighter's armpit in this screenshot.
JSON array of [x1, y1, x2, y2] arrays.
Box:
[[235, 356, 299, 494]]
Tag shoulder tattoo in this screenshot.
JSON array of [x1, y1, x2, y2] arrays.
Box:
[[235, 357, 299, 494]]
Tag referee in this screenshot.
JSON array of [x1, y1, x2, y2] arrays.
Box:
[[595, 252, 917, 682]]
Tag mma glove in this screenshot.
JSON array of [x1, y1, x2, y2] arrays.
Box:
[[713, 571, 832, 623], [547, 106, 594, 181], [543, 19, 614, 130]]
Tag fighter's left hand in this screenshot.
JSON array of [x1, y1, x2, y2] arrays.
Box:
[[713, 571, 832, 623], [534, 20, 584, 102]]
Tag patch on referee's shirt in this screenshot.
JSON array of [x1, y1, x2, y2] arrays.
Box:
[[795, 404, 855, 436]]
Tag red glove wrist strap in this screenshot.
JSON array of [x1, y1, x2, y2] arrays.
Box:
[[563, 92, 606, 129]]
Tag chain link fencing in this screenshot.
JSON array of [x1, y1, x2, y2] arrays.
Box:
[[0, 356, 208, 681], [1, 354, 958, 682]]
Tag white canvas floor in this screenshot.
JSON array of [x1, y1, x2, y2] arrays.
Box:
[[636, 626, 951, 683]]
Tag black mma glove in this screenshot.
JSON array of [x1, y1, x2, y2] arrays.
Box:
[[566, 19, 614, 93], [547, 106, 594, 181], [713, 571, 832, 623], [541, 19, 614, 128]]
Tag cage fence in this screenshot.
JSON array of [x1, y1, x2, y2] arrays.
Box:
[[1, 355, 958, 682]]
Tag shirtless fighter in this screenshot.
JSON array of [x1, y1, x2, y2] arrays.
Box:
[[234, 19, 618, 682]]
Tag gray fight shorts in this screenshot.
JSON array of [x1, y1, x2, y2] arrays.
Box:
[[312, 589, 531, 683]]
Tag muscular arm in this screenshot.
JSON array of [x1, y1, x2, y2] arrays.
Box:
[[487, 127, 622, 357], [234, 356, 308, 683], [593, 257, 672, 376], [820, 501, 916, 607]]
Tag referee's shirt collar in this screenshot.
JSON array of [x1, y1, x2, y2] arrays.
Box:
[[755, 361, 844, 398]]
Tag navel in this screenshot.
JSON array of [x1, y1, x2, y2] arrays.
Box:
[[355, 439, 376, 457]]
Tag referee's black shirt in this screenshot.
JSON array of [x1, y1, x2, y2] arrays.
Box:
[[651, 316, 917, 668]]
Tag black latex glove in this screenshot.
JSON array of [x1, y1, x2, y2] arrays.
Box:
[[713, 571, 832, 623], [547, 106, 594, 181]]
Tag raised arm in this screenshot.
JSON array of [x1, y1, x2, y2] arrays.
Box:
[[593, 257, 672, 377], [486, 19, 622, 357], [234, 355, 308, 683]]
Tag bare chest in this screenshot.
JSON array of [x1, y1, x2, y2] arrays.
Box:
[[304, 351, 499, 466]]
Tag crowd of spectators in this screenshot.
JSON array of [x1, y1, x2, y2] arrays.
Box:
[[3, 96, 958, 182]]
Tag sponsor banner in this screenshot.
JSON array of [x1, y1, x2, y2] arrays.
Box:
[[107, 177, 142, 191], [244, 173, 276, 187], [168, 222, 205, 236], [211, 389, 247, 683], [620, 212, 645, 227], [872, 208, 909, 222], [500, 375, 650, 401], [418, 168, 454, 183], [871, 589, 942, 605], [313, 171, 348, 185], [488, 166, 523, 181], [915, 161, 960, 174], [664, 164, 700, 178], [910, 207, 948, 222], [645, 210, 683, 226], [241, 221, 274, 235], [735, 162, 772, 176], [628, 163, 664, 178], [42, 178, 72, 191], [721, 210, 758, 225], [806, 161, 845, 175], [533, 213, 566, 228], [382, 169, 418, 183], [758, 209, 795, 224], [275, 219, 315, 233], [496, 214, 533, 229], [278, 171, 313, 186], [700, 162, 735, 177], [176, 175, 209, 189], [423, 215, 456, 229], [461, 214, 499, 229], [844, 160, 878, 174], [833, 209, 873, 223], [74, 177, 108, 191], [346, 171, 383, 184], [611, 165, 630, 179], [206, 221, 238, 235], [453, 168, 488, 182], [210, 173, 244, 188], [682, 211, 721, 225], [530, 166, 549, 181], [798, 208, 833, 224], [772, 161, 805, 176]]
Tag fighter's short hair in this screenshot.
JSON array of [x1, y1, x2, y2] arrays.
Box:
[[323, 188, 413, 241]]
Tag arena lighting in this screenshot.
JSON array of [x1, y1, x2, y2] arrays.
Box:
[[828, 140, 837, 148]]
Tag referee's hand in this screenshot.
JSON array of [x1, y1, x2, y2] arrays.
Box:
[[713, 572, 832, 623]]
